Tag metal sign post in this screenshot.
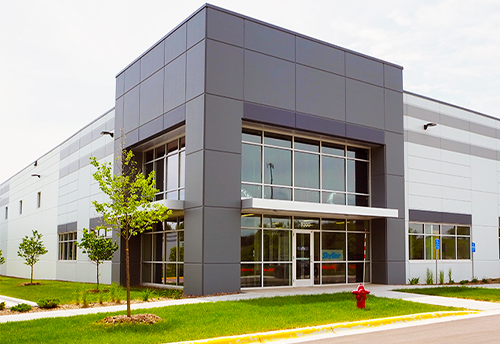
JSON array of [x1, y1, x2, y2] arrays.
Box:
[[363, 229, 367, 285], [472, 242, 476, 280], [435, 239, 439, 284]]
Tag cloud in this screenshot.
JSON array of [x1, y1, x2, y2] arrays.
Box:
[[0, 0, 499, 182]]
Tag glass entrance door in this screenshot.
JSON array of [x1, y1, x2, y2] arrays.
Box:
[[294, 230, 313, 287]]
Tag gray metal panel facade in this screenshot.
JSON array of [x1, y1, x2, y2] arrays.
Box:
[[114, 4, 406, 292]]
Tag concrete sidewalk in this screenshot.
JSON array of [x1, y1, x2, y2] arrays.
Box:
[[1, 283, 500, 324], [0, 295, 37, 309]]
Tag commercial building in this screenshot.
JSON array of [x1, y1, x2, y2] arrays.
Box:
[[1, 4, 499, 295]]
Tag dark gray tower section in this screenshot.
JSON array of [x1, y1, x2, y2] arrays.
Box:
[[114, 4, 407, 292]]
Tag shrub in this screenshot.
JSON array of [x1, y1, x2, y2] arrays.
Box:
[[81, 289, 89, 308], [109, 283, 122, 304], [140, 288, 155, 302], [439, 270, 445, 285], [37, 298, 60, 309], [0, 301, 5, 310], [408, 277, 420, 285], [460, 279, 469, 285], [159, 289, 183, 299], [482, 278, 489, 284], [97, 290, 105, 305], [448, 268, 453, 284], [426, 268, 433, 285], [472, 277, 479, 284], [10, 303, 32, 312], [171, 289, 183, 299]]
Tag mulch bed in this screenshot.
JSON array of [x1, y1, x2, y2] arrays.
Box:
[[0, 291, 241, 317], [99, 314, 162, 324]]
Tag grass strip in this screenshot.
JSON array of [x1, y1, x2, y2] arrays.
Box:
[[0, 293, 462, 344], [395, 286, 500, 302], [0, 276, 154, 304]]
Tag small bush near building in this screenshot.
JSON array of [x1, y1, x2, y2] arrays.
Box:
[[37, 299, 60, 309], [108, 283, 123, 303], [408, 277, 420, 285], [460, 279, 469, 285], [426, 268, 433, 285], [10, 303, 32, 312], [0, 301, 5, 310], [439, 270, 445, 285], [140, 288, 155, 302]]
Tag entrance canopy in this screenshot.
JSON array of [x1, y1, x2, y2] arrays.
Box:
[[241, 198, 398, 220]]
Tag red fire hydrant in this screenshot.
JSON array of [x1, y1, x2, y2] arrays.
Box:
[[351, 284, 370, 309]]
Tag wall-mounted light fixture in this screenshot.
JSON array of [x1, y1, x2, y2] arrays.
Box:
[[100, 131, 114, 138], [424, 122, 437, 130], [34, 160, 37, 166], [31, 174, 41, 178]]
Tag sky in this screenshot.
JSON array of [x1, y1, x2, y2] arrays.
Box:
[[1, 0, 499, 183]]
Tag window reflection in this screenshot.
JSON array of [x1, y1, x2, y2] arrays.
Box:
[[141, 217, 184, 286], [143, 136, 185, 201], [409, 222, 471, 261], [264, 147, 292, 186], [242, 128, 370, 207], [241, 215, 371, 287]]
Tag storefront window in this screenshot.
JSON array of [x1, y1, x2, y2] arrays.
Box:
[[141, 217, 184, 286], [241, 215, 370, 287], [408, 222, 471, 261]]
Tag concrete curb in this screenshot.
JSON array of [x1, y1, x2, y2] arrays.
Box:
[[173, 311, 478, 344]]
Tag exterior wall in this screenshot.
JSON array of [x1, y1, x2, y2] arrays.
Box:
[[114, 3, 406, 293], [0, 109, 116, 284], [9, 4, 499, 292], [56, 109, 116, 284], [404, 92, 500, 282]]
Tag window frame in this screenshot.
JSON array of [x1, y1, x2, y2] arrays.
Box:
[[141, 217, 184, 287], [58, 231, 78, 261], [241, 126, 371, 207], [143, 136, 185, 202], [408, 222, 471, 261], [241, 215, 371, 288]]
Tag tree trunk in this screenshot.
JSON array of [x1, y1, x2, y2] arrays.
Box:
[[126, 237, 131, 317], [30, 265, 33, 284], [96, 262, 100, 291]]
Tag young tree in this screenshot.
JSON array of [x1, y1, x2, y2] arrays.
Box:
[[90, 150, 170, 317], [0, 249, 5, 265], [77, 228, 118, 290], [17, 230, 48, 284]]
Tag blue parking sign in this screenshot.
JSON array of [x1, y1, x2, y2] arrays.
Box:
[[435, 239, 439, 250], [472, 242, 475, 253]]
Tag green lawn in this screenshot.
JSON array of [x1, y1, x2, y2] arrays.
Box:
[[395, 286, 500, 302], [0, 293, 462, 344], [0, 275, 174, 304]]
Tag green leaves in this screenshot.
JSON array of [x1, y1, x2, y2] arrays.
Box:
[[78, 228, 118, 264], [89, 150, 171, 240], [17, 230, 48, 267], [0, 249, 5, 265], [17, 230, 48, 283]]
